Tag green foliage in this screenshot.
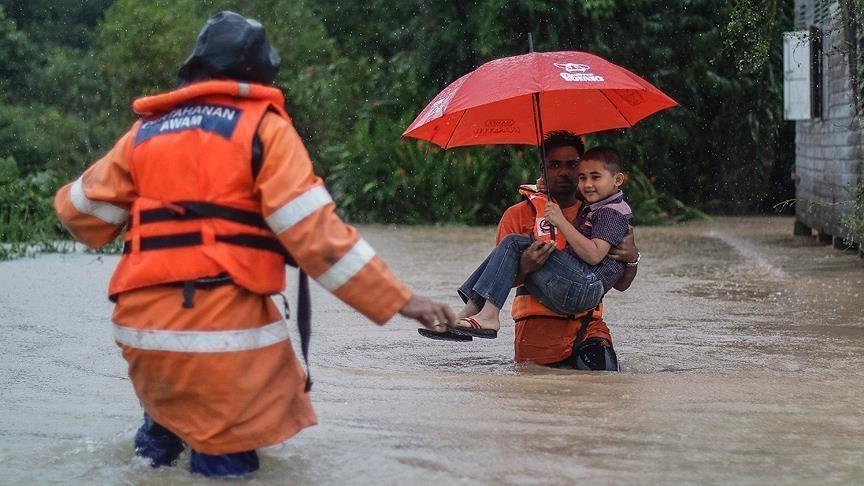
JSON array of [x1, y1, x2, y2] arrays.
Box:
[[840, 181, 864, 248], [0, 0, 803, 252], [0, 159, 68, 260], [0, 104, 92, 175], [98, 0, 337, 149], [583, 0, 794, 213], [0, 156, 18, 182], [0, 0, 112, 50], [97, 0, 203, 122], [0, 2, 112, 177], [724, 0, 780, 74], [0, 5, 35, 99], [839, 0, 864, 114], [623, 163, 709, 225]]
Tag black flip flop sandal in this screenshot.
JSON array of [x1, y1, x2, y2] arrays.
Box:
[[417, 328, 474, 342]]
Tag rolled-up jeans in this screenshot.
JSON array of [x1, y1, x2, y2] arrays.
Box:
[[458, 234, 604, 316]]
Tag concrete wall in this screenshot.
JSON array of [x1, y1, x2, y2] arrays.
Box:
[[793, 0, 863, 238]]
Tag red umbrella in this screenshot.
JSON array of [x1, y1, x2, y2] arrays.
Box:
[[403, 51, 677, 148]]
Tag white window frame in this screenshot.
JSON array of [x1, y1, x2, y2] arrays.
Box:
[[784, 30, 814, 120]]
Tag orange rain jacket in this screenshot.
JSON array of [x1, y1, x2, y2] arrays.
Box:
[[497, 197, 612, 365], [54, 80, 412, 454]]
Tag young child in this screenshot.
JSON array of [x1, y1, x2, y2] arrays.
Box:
[[421, 146, 633, 341]]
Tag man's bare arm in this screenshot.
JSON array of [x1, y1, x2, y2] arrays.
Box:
[[614, 265, 637, 291]]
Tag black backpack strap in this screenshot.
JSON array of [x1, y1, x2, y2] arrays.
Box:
[[297, 270, 313, 392], [573, 307, 597, 348], [251, 133, 264, 181]]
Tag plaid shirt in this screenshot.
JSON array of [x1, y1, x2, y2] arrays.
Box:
[[573, 190, 632, 291]]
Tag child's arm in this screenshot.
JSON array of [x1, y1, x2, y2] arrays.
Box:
[[544, 202, 610, 265]]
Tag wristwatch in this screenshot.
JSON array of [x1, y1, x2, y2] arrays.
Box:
[[626, 252, 641, 267]]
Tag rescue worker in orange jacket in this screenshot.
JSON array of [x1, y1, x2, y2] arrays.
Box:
[[53, 11, 454, 477], [500, 132, 639, 369]]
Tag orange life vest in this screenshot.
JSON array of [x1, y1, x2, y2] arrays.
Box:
[[517, 184, 568, 250], [108, 80, 290, 298]]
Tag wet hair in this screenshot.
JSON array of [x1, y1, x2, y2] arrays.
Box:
[[542, 130, 585, 157], [581, 146, 623, 174]]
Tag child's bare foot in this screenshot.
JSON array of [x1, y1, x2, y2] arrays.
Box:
[[456, 301, 480, 320]]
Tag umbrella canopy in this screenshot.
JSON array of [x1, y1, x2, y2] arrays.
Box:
[[403, 51, 677, 149]]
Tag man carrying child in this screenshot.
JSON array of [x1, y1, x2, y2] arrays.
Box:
[[421, 132, 640, 371]]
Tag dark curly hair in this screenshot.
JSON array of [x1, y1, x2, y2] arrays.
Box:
[[542, 131, 585, 157]]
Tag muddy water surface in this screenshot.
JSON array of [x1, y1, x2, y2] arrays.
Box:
[[1, 217, 863, 484]]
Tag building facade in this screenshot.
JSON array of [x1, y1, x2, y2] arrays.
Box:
[[785, 0, 863, 246]]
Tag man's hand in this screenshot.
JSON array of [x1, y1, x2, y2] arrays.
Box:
[[608, 226, 638, 263], [399, 294, 455, 331], [609, 227, 639, 292], [519, 240, 555, 276]]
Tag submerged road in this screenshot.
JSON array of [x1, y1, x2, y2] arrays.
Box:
[[1, 216, 862, 484]]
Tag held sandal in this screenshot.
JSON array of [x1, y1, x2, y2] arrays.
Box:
[[417, 328, 473, 342]]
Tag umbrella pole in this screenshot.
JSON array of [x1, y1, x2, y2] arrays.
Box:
[[533, 93, 551, 198], [527, 32, 555, 239], [532, 91, 556, 242]]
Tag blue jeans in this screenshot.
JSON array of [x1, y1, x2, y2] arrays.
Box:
[[458, 234, 604, 316], [134, 413, 259, 477]]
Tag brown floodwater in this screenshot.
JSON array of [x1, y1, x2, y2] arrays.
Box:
[[1, 216, 863, 484]]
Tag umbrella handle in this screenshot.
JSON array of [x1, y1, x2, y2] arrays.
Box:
[[532, 91, 555, 241], [541, 161, 556, 242]]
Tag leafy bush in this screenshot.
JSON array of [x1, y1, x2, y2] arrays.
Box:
[[841, 181, 864, 248], [623, 163, 709, 225], [0, 159, 68, 259], [0, 104, 92, 175], [324, 113, 533, 225], [0, 0, 762, 260]]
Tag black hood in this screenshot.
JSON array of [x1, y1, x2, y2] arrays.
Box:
[[178, 11, 281, 85]]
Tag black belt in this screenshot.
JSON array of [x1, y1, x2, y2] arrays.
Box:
[[122, 231, 295, 265], [130, 201, 269, 230], [166, 273, 235, 290], [166, 274, 236, 309]]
